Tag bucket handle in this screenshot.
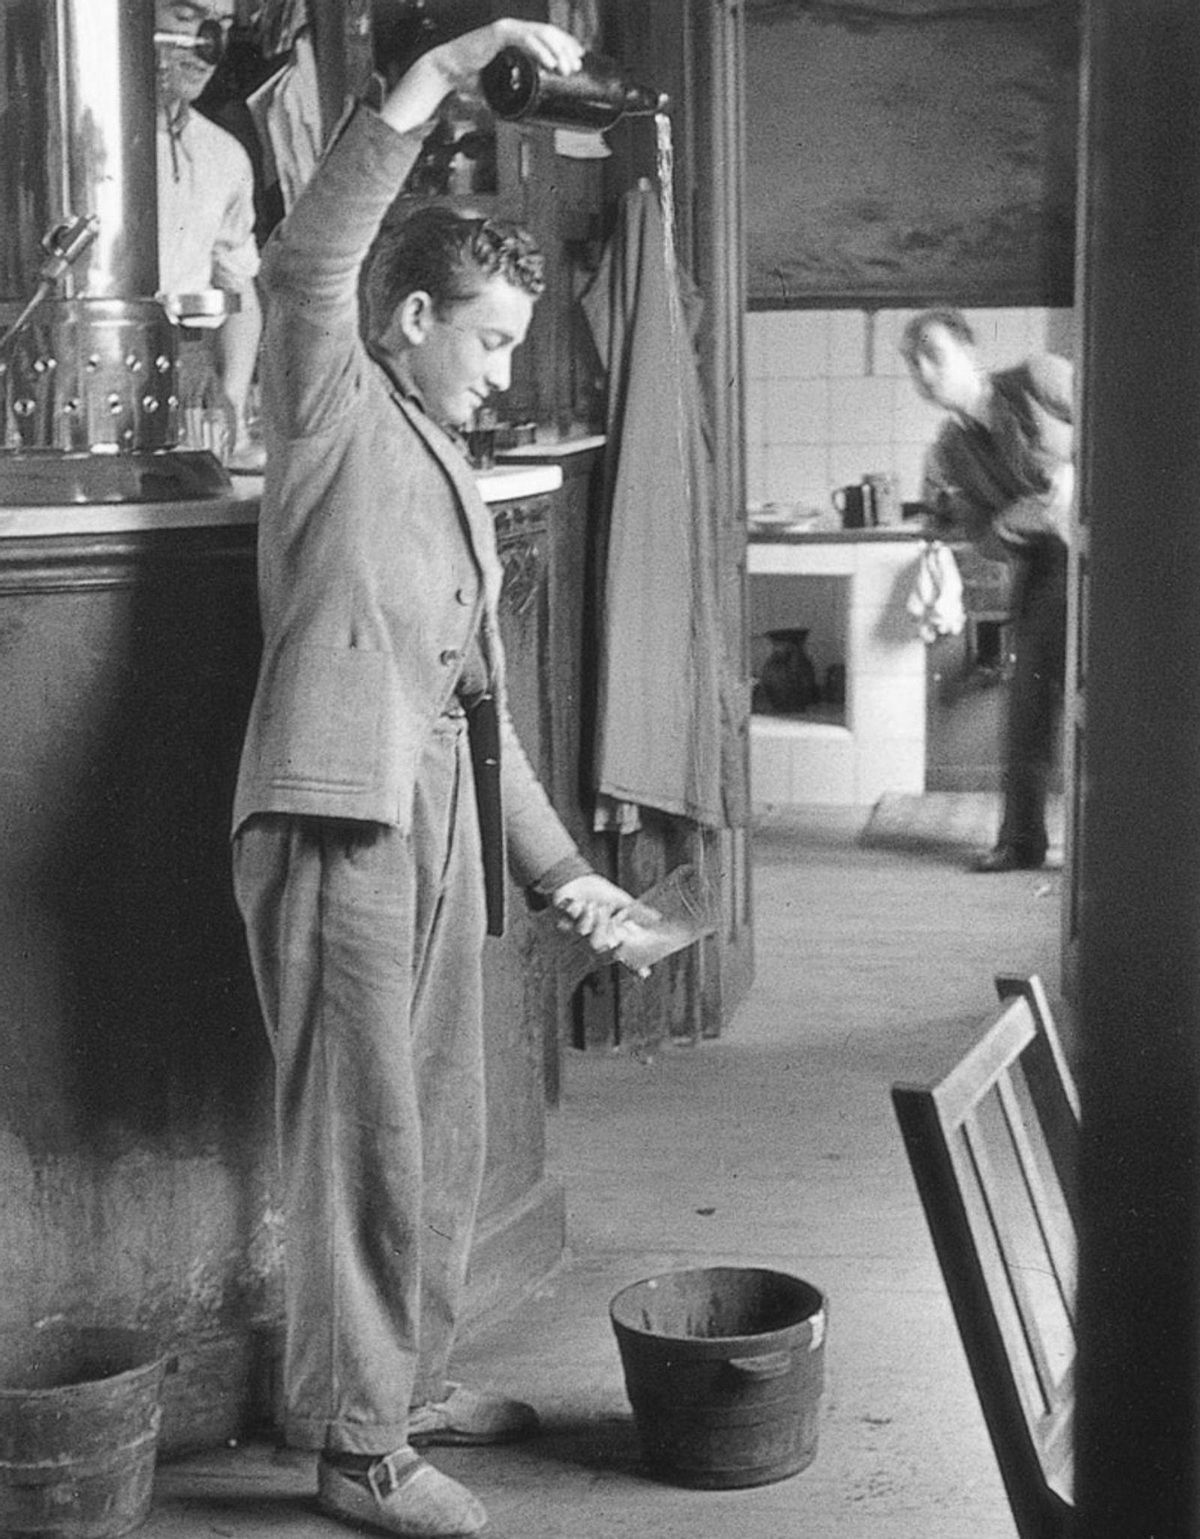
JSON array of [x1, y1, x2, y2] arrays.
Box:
[[728, 1349, 792, 1380]]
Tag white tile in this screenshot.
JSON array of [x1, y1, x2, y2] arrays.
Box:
[[964, 308, 1027, 365], [848, 560, 927, 653], [851, 674, 926, 739], [892, 440, 931, 503], [771, 310, 831, 377], [743, 376, 769, 446], [830, 376, 895, 446], [1021, 308, 1048, 351], [849, 618, 927, 677], [751, 717, 855, 809], [765, 378, 830, 445], [792, 739, 858, 804], [748, 539, 853, 576], [749, 729, 796, 809], [827, 444, 895, 497], [763, 444, 830, 507], [828, 311, 867, 377], [855, 736, 925, 801], [891, 377, 945, 445], [996, 308, 1036, 361], [743, 311, 774, 382], [756, 310, 830, 380], [961, 308, 1005, 354], [744, 440, 768, 505], [873, 309, 923, 375], [1045, 308, 1078, 359]]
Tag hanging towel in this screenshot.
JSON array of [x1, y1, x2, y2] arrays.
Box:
[[907, 540, 966, 643], [247, 30, 322, 215], [580, 184, 744, 831]]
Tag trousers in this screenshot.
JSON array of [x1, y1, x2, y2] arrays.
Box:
[[998, 539, 1068, 858], [232, 713, 487, 1454]]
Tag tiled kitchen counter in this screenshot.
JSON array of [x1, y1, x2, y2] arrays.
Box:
[[748, 525, 926, 807]]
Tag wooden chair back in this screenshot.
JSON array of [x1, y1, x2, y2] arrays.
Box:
[[892, 974, 1078, 1539]]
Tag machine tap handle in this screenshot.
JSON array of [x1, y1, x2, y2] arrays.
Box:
[[38, 213, 100, 283]]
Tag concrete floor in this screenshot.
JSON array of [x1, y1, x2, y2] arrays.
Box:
[[144, 802, 1064, 1539]]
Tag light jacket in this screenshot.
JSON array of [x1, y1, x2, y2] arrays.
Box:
[[232, 106, 583, 919]]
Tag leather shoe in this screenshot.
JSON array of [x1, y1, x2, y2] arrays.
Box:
[[408, 1383, 540, 1447], [317, 1447, 486, 1538], [972, 843, 1046, 873]]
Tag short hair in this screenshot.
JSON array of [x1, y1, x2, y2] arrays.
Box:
[[365, 206, 546, 342], [900, 307, 976, 363]]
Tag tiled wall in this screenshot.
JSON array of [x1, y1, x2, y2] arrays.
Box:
[[743, 306, 1077, 513]]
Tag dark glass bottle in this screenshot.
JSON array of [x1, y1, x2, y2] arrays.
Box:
[[480, 47, 667, 132]]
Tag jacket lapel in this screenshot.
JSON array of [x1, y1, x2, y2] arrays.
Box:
[[385, 383, 505, 684]]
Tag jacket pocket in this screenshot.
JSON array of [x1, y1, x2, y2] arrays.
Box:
[[263, 644, 385, 792]]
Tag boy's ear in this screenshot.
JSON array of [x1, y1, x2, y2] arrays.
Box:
[[392, 290, 436, 347]]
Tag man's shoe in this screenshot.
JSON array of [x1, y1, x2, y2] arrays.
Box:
[[408, 1384, 539, 1448], [317, 1447, 486, 1538], [972, 843, 1046, 873]]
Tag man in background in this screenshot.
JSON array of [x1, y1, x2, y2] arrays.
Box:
[[156, 0, 263, 469], [901, 308, 1074, 873]]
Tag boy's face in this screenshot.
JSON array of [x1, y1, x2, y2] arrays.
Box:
[[156, 0, 234, 108], [384, 274, 535, 429]]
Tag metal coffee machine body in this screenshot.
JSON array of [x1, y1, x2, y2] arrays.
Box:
[[0, 0, 228, 503]]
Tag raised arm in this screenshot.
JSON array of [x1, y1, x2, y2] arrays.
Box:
[[258, 20, 581, 440]]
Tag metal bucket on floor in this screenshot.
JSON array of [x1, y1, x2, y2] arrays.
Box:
[[610, 1266, 826, 1488], [0, 1326, 168, 1539]]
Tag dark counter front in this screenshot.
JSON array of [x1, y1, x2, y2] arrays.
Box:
[[0, 478, 569, 1452], [0, 518, 276, 1453]]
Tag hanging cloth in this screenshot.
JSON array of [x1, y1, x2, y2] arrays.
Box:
[[247, 29, 323, 215], [580, 183, 743, 831], [907, 540, 966, 643], [255, 0, 310, 58]]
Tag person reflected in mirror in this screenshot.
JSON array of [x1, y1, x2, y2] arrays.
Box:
[[901, 309, 1074, 873], [156, 0, 265, 470], [230, 20, 650, 1538]]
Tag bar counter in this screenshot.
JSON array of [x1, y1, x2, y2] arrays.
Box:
[[0, 460, 564, 537], [0, 455, 567, 1453]]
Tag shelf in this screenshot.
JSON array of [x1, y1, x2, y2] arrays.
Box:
[[752, 708, 848, 736]]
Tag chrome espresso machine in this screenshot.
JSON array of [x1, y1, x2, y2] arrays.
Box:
[[0, 0, 231, 504]]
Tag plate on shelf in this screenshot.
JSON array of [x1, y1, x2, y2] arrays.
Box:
[[748, 502, 821, 532]]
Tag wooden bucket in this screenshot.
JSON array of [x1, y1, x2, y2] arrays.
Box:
[[610, 1266, 827, 1488], [0, 1326, 167, 1539]]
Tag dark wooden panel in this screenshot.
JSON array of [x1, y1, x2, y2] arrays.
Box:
[[481, 495, 555, 1210]]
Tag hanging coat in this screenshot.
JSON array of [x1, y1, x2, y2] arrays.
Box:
[[580, 183, 743, 830]]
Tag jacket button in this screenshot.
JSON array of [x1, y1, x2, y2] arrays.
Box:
[[439, 648, 462, 666], [455, 586, 473, 605]]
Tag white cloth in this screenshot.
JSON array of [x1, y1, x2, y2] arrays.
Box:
[[157, 107, 260, 304], [247, 31, 323, 214], [907, 541, 966, 643]]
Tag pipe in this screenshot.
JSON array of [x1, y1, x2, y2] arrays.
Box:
[[58, 0, 159, 300]]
